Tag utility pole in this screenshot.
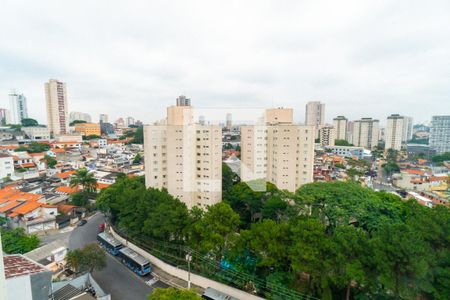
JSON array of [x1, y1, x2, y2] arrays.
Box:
[[185, 251, 192, 289]]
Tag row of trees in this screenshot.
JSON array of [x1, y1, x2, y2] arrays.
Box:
[[97, 176, 449, 299]]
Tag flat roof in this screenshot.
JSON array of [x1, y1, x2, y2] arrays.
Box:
[[203, 287, 239, 300], [119, 247, 150, 266], [3, 254, 49, 279]]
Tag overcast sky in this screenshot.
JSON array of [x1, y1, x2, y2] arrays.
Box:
[[1, 0, 449, 125]]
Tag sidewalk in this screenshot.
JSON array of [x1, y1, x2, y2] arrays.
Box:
[[151, 264, 204, 294]]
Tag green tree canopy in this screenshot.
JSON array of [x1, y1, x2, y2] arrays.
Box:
[[335, 139, 353, 146], [21, 118, 38, 127], [1, 228, 40, 254], [69, 120, 87, 126], [66, 243, 106, 274], [44, 155, 57, 168], [70, 168, 98, 193]]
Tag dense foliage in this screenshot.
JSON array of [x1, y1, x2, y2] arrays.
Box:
[[66, 243, 106, 274], [132, 126, 144, 144], [70, 168, 98, 193], [21, 118, 38, 127], [432, 152, 450, 165], [14, 142, 50, 153], [70, 120, 87, 126], [97, 177, 450, 300], [148, 288, 201, 300], [1, 228, 40, 254], [335, 139, 353, 146], [44, 154, 57, 168]]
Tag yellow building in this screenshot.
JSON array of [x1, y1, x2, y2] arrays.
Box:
[[74, 123, 101, 136]]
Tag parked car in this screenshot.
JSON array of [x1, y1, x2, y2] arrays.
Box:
[[77, 219, 87, 226]]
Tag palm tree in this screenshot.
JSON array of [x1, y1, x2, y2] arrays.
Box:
[[70, 168, 97, 193]]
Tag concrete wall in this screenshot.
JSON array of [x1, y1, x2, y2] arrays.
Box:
[[110, 228, 264, 300]]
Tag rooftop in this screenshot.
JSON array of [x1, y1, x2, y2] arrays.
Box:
[[3, 254, 49, 279]]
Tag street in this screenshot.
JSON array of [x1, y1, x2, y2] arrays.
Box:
[[55, 213, 168, 300]]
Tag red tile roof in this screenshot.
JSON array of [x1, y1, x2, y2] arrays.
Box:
[[55, 186, 79, 194], [3, 255, 48, 279], [56, 171, 76, 179]]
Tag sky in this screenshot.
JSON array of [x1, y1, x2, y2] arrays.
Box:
[[1, 0, 449, 126]]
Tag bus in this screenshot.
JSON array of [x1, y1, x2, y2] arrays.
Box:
[[97, 232, 123, 255], [118, 247, 151, 276], [202, 287, 238, 300]]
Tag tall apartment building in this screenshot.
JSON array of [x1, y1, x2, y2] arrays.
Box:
[[144, 97, 222, 209], [385, 114, 407, 151], [333, 116, 347, 141], [319, 126, 335, 147], [352, 118, 379, 150], [0, 108, 11, 125], [126, 117, 135, 127], [403, 116, 413, 141], [305, 101, 325, 138], [9, 91, 28, 124], [45, 79, 69, 135], [99, 114, 108, 123], [241, 108, 315, 192], [226, 113, 232, 130], [69, 111, 92, 123], [429, 116, 450, 153]]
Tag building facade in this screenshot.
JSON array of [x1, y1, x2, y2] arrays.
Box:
[[0, 108, 11, 125], [352, 118, 379, 150], [45, 79, 69, 135], [241, 108, 315, 192], [22, 126, 51, 141], [9, 92, 28, 124], [144, 97, 222, 209], [319, 126, 335, 147], [0, 153, 14, 179], [99, 114, 109, 123], [333, 116, 347, 141], [74, 123, 101, 136], [69, 111, 92, 123], [429, 116, 450, 154], [385, 114, 407, 151]]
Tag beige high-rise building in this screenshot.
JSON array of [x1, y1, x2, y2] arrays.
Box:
[[45, 79, 69, 135], [144, 97, 222, 209], [385, 114, 407, 151], [241, 108, 315, 193], [333, 116, 347, 141], [305, 101, 325, 138], [319, 126, 335, 147], [352, 118, 379, 150]]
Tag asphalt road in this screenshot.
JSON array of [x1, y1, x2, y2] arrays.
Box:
[[68, 213, 168, 300]]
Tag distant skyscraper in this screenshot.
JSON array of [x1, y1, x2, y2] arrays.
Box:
[[9, 91, 28, 124], [226, 113, 232, 130], [305, 101, 325, 138], [333, 116, 348, 141], [0, 108, 11, 126], [99, 114, 108, 123], [429, 116, 450, 154], [126, 117, 135, 127], [319, 126, 335, 147], [403, 116, 413, 142], [144, 96, 222, 209], [45, 79, 69, 135], [352, 118, 379, 150], [241, 108, 315, 192], [176, 95, 191, 106], [69, 111, 92, 123], [115, 118, 125, 128], [385, 114, 408, 151]]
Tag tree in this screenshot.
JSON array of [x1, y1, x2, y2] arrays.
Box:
[[335, 139, 353, 146], [70, 168, 98, 193], [222, 163, 239, 198], [14, 142, 50, 153], [148, 288, 201, 300], [133, 153, 142, 164], [70, 120, 87, 126], [190, 202, 240, 258], [21, 118, 39, 127], [1, 228, 40, 254], [431, 152, 450, 165], [70, 192, 90, 207], [66, 243, 106, 274], [82, 134, 101, 140], [132, 126, 143, 144], [382, 162, 400, 175], [44, 155, 57, 168]]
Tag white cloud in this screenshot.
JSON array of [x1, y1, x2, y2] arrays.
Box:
[[0, 0, 449, 125]]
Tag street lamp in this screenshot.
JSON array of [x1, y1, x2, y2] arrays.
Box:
[[185, 252, 192, 289]]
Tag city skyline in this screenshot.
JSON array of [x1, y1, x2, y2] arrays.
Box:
[[1, 1, 449, 124]]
